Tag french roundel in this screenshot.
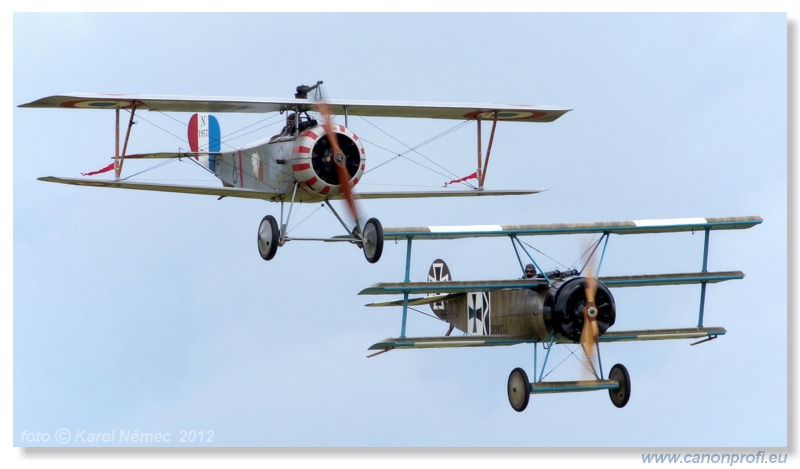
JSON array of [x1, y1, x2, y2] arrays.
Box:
[[464, 110, 548, 121], [59, 100, 136, 109]]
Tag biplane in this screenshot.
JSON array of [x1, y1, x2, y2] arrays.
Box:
[[19, 81, 570, 263], [360, 215, 762, 411]]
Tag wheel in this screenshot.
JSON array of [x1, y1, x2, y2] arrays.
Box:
[[608, 363, 631, 408], [507, 367, 531, 412], [257, 215, 279, 261], [361, 217, 384, 263]]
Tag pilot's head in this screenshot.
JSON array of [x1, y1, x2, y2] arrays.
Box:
[[525, 264, 536, 278]]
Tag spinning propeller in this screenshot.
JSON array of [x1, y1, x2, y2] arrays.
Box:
[[580, 267, 600, 361], [314, 101, 383, 263], [580, 244, 601, 372], [316, 101, 360, 230]]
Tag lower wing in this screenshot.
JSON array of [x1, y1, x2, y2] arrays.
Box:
[[369, 327, 726, 350], [38, 176, 284, 200], [39, 176, 543, 201]]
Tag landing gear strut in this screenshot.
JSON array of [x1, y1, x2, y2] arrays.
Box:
[[256, 197, 384, 263], [506, 338, 632, 411]]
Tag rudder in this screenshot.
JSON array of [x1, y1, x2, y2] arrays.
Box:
[[188, 113, 220, 172]]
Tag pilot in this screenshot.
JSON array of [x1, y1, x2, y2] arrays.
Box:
[[283, 112, 298, 136], [523, 263, 536, 278]]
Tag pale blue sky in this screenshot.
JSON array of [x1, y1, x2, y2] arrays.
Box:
[[8, 7, 791, 461]]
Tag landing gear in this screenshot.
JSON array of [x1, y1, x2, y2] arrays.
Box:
[[608, 363, 631, 408], [257, 215, 279, 261], [507, 367, 531, 412], [505, 340, 632, 411], [361, 218, 384, 264], [257, 189, 384, 263], [256, 211, 383, 263]]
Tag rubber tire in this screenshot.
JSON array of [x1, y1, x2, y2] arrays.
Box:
[[608, 363, 631, 408], [362, 217, 384, 264], [257, 215, 279, 261], [507, 367, 531, 412]]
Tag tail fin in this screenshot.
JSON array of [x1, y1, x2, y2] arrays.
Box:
[[427, 259, 451, 317], [188, 113, 221, 172], [426, 258, 491, 335]]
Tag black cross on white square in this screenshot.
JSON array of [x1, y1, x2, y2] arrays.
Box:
[[467, 292, 491, 335], [427, 260, 451, 312]]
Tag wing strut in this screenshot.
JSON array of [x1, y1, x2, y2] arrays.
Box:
[[697, 227, 711, 327], [399, 237, 413, 338], [114, 102, 140, 180], [475, 112, 499, 189]]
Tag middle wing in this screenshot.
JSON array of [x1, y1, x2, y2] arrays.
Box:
[[359, 271, 744, 296], [360, 278, 549, 295]]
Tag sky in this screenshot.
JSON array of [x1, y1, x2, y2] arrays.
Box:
[[5, 4, 794, 468]]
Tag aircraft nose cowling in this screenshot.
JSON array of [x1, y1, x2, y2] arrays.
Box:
[[291, 124, 365, 198], [547, 277, 616, 342]]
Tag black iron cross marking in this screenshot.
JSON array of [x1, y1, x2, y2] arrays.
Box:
[[468, 292, 490, 335]]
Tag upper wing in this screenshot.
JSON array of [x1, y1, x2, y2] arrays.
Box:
[[19, 93, 570, 122], [382, 216, 763, 240], [38, 176, 284, 201]]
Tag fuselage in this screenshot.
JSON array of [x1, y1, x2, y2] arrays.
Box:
[[435, 274, 616, 342], [213, 122, 365, 203]]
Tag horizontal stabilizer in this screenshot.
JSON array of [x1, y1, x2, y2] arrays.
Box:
[[19, 93, 570, 122], [382, 216, 763, 240], [365, 293, 462, 307], [38, 176, 284, 200], [122, 152, 221, 159]]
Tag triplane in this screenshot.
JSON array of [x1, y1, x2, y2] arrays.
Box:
[[19, 81, 569, 263], [360, 216, 762, 411]]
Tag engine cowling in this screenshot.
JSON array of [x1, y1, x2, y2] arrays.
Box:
[[545, 277, 616, 342], [290, 124, 365, 198]]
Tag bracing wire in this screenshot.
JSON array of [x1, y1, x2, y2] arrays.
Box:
[[124, 107, 293, 188], [117, 104, 480, 193], [356, 114, 475, 186], [519, 239, 571, 271], [407, 306, 448, 323]]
